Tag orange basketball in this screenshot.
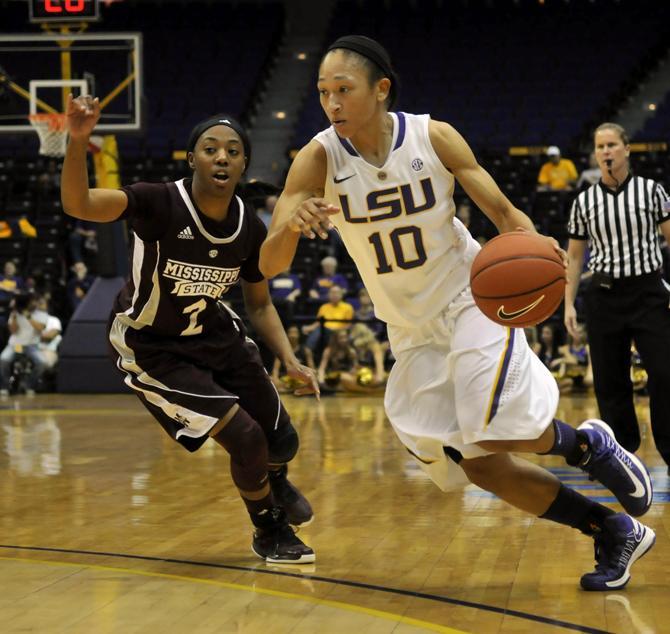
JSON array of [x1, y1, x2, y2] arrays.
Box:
[[470, 232, 566, 328]]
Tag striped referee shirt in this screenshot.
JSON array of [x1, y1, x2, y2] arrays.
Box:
[[568, 174, 670, 278]]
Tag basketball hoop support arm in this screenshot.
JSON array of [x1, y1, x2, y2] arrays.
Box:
[[1, 73, 58, 114]]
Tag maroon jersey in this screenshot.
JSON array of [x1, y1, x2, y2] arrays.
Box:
[[113, 178, 266, 337]]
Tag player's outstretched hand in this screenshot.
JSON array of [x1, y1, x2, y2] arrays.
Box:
[[288, 198, 340, 240], [515, 227, 567, 268], [66, 94, 101, 140], [284, 361, 320, 400]]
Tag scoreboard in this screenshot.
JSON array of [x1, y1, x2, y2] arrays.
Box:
[[29, 0, 100, 23]]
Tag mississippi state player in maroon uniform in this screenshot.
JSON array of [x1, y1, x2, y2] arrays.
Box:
[[61, 94, 317, 564]]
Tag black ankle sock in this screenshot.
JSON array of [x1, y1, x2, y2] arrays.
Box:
[[242, 490, 275, 518], [540, 484, 615, 534], [250, 506, 286, 529], [541, 419, 589, 465]]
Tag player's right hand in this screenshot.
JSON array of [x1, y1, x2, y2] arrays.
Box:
[[284, 361, 320, 400], [287, 198, 340, 240], [66, 94, 101, 140]]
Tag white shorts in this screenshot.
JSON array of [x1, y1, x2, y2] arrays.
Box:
[[384, 288, 559, 491]]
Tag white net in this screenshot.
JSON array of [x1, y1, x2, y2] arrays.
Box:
[[28, 113, 68, 157]]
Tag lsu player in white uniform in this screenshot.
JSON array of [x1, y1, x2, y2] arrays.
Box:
[[259, 35, 655, 590]]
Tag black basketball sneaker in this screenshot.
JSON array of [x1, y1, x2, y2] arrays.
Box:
[[251, 507, 315, 564]]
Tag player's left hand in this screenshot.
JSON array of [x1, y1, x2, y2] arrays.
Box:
[[284, 361, 320, 399], [515, 227, 568, 268], [66, 94, 101, 139]]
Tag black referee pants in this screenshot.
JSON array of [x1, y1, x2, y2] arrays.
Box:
[[585, 271, 670, 465]]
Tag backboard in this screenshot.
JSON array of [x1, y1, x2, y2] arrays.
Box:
[[0, 32, 142, 133]]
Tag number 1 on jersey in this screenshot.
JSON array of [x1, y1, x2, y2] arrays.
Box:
[[368, 226, 427, 274], [181, 298, 207, 336]]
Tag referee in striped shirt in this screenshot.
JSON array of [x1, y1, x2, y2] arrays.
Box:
[[565, 122, 670, 472]]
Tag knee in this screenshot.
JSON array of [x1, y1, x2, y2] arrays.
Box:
[[217, 409, 268, 465], [267, 417, 299, 464], [238, 420, 266, 459], [460, 455, 507, 490]]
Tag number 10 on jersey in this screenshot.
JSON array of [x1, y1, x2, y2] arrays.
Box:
[[368, 226, 427, 274]]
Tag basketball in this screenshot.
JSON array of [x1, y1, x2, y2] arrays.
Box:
[[470, 232, 566, 327]]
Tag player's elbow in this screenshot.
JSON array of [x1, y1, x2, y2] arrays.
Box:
[[258, 258, 275, 280], [61, 194, 88, 220], [259, 247, 282, 279]]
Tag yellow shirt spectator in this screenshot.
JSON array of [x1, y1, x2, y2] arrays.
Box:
[[537, 146, 578, 190], [316, 300, 354, 330], [538, 159, 578, 190]]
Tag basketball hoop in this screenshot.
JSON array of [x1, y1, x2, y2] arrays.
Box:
[[28, 113, 68, 157]]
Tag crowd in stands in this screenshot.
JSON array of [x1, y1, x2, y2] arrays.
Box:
[[0, 156, 99, 396], [0, 145, 665, 397]]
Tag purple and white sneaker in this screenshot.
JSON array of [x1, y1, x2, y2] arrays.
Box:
[[581, 514, 655, 591], [577, 419, 653, 517]]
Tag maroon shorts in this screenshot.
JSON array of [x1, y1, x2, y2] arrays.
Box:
[[108, 315, 288, 452]]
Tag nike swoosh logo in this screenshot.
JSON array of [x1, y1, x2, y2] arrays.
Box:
[[497, 295, 545, 321], [334, 174, 356, 184], [614, 453, 646, 498]]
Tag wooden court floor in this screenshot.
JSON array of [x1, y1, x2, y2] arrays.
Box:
[[0, 391, 667, 634]]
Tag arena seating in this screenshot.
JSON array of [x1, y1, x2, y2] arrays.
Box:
[[292, 0, 670, 154]]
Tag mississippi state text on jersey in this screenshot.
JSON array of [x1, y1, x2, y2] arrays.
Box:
[[113, 178, 266, 336]]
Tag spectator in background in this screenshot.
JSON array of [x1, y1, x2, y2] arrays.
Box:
[[22, 268, 54, 301], [537, 145, 578, 191], [37, 295, 62, 372], [340, 322, 387, 392], [271, 325, 315, 393], [317, 329, 357, 390], [66, 261, 95, 312], [354, 287, 384, 339], [303, 284, 354, 352], [537, 323, 561, 372], [554, 323, 592, 393], [0, 293, 48, 397], [37, 158, 60, 197], [0, 261, 25, 332], [0, 261, 24, 305], [309, 255, 349, 301], [577, 152, 602, 189], [269, 266, 302, 325], [257, 194, 278, 229], [68, 219, 98, 266]]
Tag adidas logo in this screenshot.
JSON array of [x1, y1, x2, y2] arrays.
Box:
[[178, 226, 194, 240]]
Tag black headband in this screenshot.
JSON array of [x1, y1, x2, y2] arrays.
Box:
[[326, 35, 398, 107], [186, 114, 251, 169], [328, 35, 392, 75]]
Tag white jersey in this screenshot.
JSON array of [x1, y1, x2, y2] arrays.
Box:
[[314, 112, 480, 328]]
